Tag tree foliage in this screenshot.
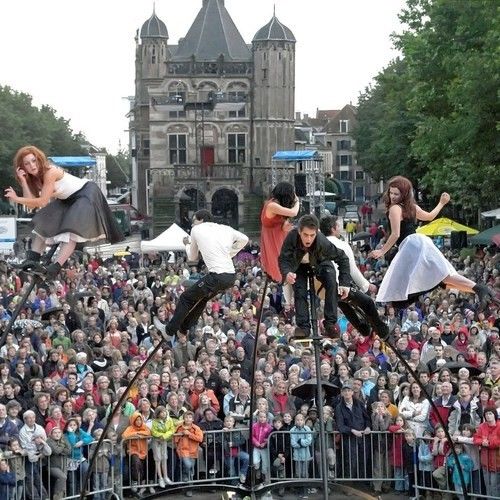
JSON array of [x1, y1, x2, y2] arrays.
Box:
[[106, 150, 132, 190], [355, 0, 500, 218]]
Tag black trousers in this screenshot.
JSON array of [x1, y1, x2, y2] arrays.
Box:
[[339, 289, 382, 336], [165, 272, 236, 337], [294, 263, 338, 330]]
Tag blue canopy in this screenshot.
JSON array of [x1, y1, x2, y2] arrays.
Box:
[[272, 150, 321, 161], [49, 156, 96, 168]]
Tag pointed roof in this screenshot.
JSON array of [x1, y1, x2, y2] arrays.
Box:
[[140, 8, 168, 39], [172, 0, 251, 62], [253, 12, 296, 43]]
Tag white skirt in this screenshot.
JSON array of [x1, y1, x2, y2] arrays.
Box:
[[376, 233, 457, 303]]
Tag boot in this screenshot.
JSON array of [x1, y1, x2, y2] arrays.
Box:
[[14, 250, 41, 270], [45, 262, 62, 280]]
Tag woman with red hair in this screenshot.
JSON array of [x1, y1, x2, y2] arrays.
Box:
[[370, 176, 495, 309], [5, 145, 122, 279]]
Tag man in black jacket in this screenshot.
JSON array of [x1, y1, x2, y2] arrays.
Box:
[[278, 214, 350, 338]]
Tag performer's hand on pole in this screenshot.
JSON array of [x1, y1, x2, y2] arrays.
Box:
[[4, 187, 18, 202], [183, 236, 190, 245], [440, 192, 450, 205], [338, 286, 350, 300], [368, 283, 378, 294], [285, 272, 296, 285]]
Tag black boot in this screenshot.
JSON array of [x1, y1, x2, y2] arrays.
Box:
[[45, 262, 62, 280], [14, 250, 41, 270]]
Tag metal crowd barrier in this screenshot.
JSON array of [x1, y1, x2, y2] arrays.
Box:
[[1, 431, 498, 498]]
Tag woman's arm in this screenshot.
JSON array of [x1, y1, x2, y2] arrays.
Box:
[[266, 196, 300, 218], [415, 193, 450, 222], [5, 168, 59, 209], [369, 205, 402, 259]]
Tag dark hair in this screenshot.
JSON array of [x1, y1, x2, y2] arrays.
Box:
[[270, 182, 295, 208], [320, 215, 338, 236], [193, 209, 213, 223], [298, 214, 319, 231], [383, 176, 417, 220]]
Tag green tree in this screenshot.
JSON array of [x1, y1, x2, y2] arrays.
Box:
[[106, 150, 132, 190], [0, 85, 86, 192]]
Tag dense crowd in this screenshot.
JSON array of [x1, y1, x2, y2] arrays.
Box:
[[0, 234, 498, 500]]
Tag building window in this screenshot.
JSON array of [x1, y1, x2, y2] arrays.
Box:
[[336, 154, 352, 167], [168, 91, 186, 118], [339, 170, 350, 181], [337, 139, 351, 150], [142, 138, 150, 157], [151, 46, 156, 64], [355, 170, 365, 180], [228, 91, 246, 118], [339, 120, 349, 133], [168, 134, 187, 164], [355, 186, 365, 201], [228, 133, 246, 164]]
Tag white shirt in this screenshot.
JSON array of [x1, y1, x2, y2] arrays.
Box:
[[186, 222, 248, 274], [326, 235, 370, 292]]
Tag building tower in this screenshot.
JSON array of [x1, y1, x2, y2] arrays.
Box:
[[132, 9, 169, 211], [252, 11, 296, 188]]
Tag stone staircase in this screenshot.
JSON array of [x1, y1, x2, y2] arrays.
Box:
[[152, 197, 176, 236], [241, 193, 264, 239]]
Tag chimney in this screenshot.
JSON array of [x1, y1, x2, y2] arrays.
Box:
[[295, 111, 301, 120], [304, 113, 309, 120]]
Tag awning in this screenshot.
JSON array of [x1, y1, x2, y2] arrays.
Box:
[[416, 217, 478, 236], [272, 150, 321, 161], [49, 156, 96, 168], [470, 225, 500, 246], [481, 208, 500, 220]]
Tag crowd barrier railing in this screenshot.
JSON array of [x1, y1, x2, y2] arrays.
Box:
[[1, 431, 498, 499]]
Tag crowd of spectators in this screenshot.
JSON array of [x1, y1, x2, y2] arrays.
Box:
[[0, 234, 498, 499]]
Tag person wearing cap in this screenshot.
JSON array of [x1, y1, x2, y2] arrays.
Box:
[[335, 381, 371, 479], [279, 214, 351, 339], [320, 215, 389, 339], [162, 209, 248, 341]]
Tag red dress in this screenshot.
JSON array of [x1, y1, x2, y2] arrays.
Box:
[[260, 200, 287, 282]]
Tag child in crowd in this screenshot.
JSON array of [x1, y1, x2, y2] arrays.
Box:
[[290, 413, 313, 500], [223, 415, 249, 485], [64, 417, 93, 498], [90, 428, 111, 500], [371, 401, 392, 494], [46, 426, 71, 500], [251, 410, 273, 484], [389, 415, 408, 492], [431, 425, 451, 492], [446, 442, 473, 500], [417, 429, 434, 497], [0, 459, 15, 500], [453, 424, 481, 495], [151, 405, 175, 488], [269, 414, 290, 495], [403, 429, 418, 500], [122, 412, 152, 495], [2, 438, 26, 500], [316, 406, 336, 479], [174, 411, 204, 498]]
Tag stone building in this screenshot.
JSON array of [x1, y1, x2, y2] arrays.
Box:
[[129, 0, 296, 235]]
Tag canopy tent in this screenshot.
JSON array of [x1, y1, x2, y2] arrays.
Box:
[[416, 217, 478, 236], [48, 156, 96, 168], [140, 223, 189, 252], [469, 225, 500, 246], [272, 150, 321, 161], [481, 208, 500, 220]]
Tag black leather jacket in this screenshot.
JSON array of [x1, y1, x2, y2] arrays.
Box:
[[278, 229, 351, 286]]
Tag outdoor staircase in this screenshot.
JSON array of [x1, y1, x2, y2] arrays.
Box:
[[152, 197, 175, 236], [242, 193, 264, 239]]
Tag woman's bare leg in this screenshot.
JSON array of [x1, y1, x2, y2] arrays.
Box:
[[442, 274, 476, 293], [55, 240, 77, 265], [31, 236, 46, 254]]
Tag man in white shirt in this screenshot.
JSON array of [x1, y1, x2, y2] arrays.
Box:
[[320, 215, 389, 339], [163, 209, 248, 340]]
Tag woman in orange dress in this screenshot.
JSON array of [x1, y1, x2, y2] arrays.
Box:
[[260, 182, 300, 297]]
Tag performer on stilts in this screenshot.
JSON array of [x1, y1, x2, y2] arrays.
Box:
[[278, 214, 351, 338], [369, 176, 497, 310], [260, 181, 300, 302], [4, 145, 123, 279], [320, 215, 389, 339], [161, 209, 248, 342]]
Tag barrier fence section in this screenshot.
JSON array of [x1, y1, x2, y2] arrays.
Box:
[[1, 431, 499, 498]]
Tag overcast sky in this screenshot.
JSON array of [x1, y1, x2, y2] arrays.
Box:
[[0, 0, 405, 154]]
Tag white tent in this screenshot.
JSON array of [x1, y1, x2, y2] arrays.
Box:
[[481, 208, 500, 220], [141, 223, 189, 252]]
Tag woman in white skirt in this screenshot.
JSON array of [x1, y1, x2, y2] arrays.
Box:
[[369, 176, 495, 310], [5, 145, 123, 279]]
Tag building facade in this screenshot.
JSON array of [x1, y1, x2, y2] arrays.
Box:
[[129, 0, 295, 234]]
